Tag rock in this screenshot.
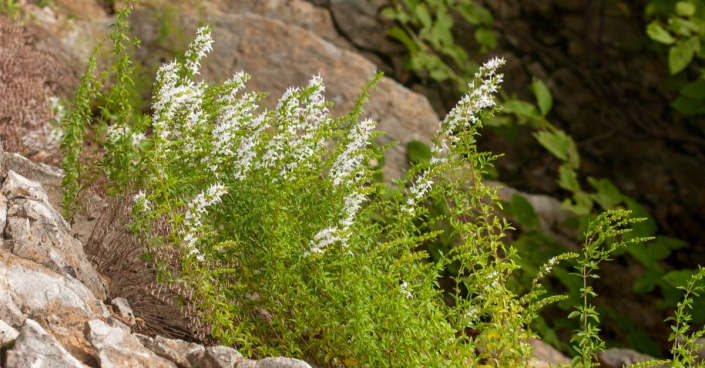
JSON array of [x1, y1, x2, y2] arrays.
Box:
[[328, 0, 403, 55], [237, 359, 258, 368], [3, 152, 64, 209], [0, 319, 19, 345], [140, 13, 440, 180], [4, 319, 86, 368], [0, 249, 110, 363], [111, 297, 136, 326], [215, 0, 351, 50], [256, 357, 313, 368], [1, 170, 107, 300], [84, 319, 178, 368], [529, 338, 570, 364], [141, 335, 205, 368], [200, 345, 244, 368], [598, 348, 663, 368]]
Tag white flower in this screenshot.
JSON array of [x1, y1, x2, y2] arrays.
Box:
[[182, 184, 227, 259], [330, 118, 376, 187], [133, 190, 150, 212], [184, 26, 214, 75], [400, 281, 413, 299]]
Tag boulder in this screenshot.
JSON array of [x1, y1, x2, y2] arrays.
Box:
[[0, 249, 110, 363], [200, 345, 244, 368], [84, 319, 178, 368], [4, 319, 87, 368], [256, 357, 313, 368], [529, 338, 571, 364], [140, 335, 206, 368], [598, 348, 663, 368], [0, 319, 19, 346], [2, 170, 107, 300], [110, 297, 136, 326]]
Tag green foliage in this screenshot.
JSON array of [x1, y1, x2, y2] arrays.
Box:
[[646, 0, 705, 119], [0, 0, 23, 20], [382, 0, 495, 90], [569, 210, 653, 367]]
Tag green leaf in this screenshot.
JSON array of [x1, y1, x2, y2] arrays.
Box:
[[558, 164, 581, 192], [664, 269, 698, 288], [671, 95, 705, 114], [534, 130, 580, 168], [415, 3, 432, 28], [647, 22, 676, 44], [624, 197, 658, 238], [511, 194, 540, 230], [474, 28, 497, 50], [387, 26, 420, 53], [587, 177, 623, 210], [562, 191, 593, 216], [676, 1, 696, 17], [503, 99, 540, 117], [680, 80, 705, 100], [669, 38, 698, 74], [531, 79, 553, 116], [406, 140, 432, 165]]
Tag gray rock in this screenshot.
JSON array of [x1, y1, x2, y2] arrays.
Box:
[[141, 335, 205, 368], [199, 345, 244, 368], [1, 170, 106, 300], [256, 357, 313, 368], [84, 319, 177, 368], [529, 338, 570, 364], [0, 249, 110, 363], [237, 359, 258, 368], [5, 319, 86, 368], [0, 319, 19, 345], [110, 297, 136, 326], [598, 348, 663, 368]]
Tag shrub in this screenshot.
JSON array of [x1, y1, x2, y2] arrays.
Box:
[[61, 13, 699, 368]]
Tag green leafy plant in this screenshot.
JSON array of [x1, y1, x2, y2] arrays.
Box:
[[382, 0, 495, 90]]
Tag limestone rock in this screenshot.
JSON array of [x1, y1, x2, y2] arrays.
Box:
[[0, 249, 110, 363], [598, 348, 663, 368], [529, 338, 570, 364], [200, 345, 244, 368], [237, 359, 258, 368], [5, 319, 87, 368], [110, 297, 136, 326], [256, 357, 313, 368], [1, 170, 106, 300], [84, 319, 178, 368], [140, 335, 206, 368], [0, 319, 19, 345]]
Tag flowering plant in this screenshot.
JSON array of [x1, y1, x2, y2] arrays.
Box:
[[62, 17, 668, 367]]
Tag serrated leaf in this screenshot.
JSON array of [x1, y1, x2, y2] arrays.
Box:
[[647, 22, 676, 44], [558, 164, 581, 192], [587, 177, 623, 210], [534, 130, 580, 168]]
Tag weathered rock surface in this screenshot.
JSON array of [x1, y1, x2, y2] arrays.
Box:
[[0, 150, 318, 368], [256, 357, 313, 368], [598, 348, 663, 368], [529, 338, 571, 365], [84, 319, 178, 368], [4, 319, 87, 368]]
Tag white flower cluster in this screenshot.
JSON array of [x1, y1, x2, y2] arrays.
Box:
[[184, 26, 214, 76], [133, 190, 150, 212], [182, 183, 227, 261], [208, 72, 267, 178], [307, 115, 376, 255], [330, 118, 376, 187], [258, 75, 331, 179], [400, 281, 413, 299], [533, 256, 559, 283], [401, 57, 505, 216], [106, 125, 145, 146]]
